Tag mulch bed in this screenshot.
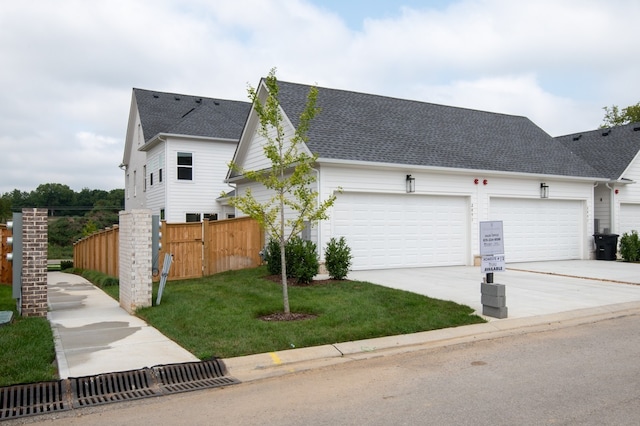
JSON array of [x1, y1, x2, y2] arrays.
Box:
[[259, 312, 317, 321]]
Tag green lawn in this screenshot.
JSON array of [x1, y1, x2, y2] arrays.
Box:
[[130, 266, 485, 359], [0, 267, 485, 387], [0, 285, 57, 387]]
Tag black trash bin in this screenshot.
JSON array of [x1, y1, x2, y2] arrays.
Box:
[[593, 234, 619, 260]]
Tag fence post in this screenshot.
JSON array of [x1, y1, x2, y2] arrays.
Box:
[[20, 208, 48, 317], [118, 209, 152, 313], [202, 219, 210, 276]]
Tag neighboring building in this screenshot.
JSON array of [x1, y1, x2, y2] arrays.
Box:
[[121, 88, 251, 222], [557, 122, 640, 237], [228, 79, 611, 270]]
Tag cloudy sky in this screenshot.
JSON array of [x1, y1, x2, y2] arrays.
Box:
[[1, 0, 638, 195]]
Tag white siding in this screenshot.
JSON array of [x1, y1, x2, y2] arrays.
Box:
[[317, 163, 595, 267], [613, 153, 640, 235], [232, 161, 596, 269], [594, 184, 611, 233], [145, 143, 167, 218], [243, 128, 298, 172], [164, 137, 237, 223], [124, 110, 148, 211]]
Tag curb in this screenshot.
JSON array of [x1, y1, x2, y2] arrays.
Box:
[[223, 300, 640, 383]]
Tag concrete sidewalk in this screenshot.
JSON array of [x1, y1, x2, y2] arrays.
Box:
[[47, 272, 198, 378]]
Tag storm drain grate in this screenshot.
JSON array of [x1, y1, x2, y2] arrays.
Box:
[[153, 359, 240, 394], [0, 380, 70, 420], [70, 368, 160, 407], [0, 360, 239, 420]]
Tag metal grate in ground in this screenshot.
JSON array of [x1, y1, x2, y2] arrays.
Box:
[[0, 380, 69, 420], [154, 359, 240, 394], [0, 359, 238, 421], [70, 368, 160, 407]]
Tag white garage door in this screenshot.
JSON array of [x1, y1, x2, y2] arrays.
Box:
[[332, 193, 469, 270], [620, 203, 640, 236], [490, 198, 583, 262]]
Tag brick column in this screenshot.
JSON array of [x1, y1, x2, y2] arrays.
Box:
[[119, 209, 152, 313], [21, 208, 48, 317]]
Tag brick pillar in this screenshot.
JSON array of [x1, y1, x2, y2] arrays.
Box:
[[119, 209, 152, 313], [21, 208, 48, 317]]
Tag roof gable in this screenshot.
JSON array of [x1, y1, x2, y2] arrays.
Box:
[[133, 88, 251, 143], [275, 81, 603, 178], [555, 123, 640, 180]]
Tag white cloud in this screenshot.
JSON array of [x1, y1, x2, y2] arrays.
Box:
[[1, 0, 639, 194]]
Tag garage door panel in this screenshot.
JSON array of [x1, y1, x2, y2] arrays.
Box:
[[333, 193, 468, 270], [490, 198, 582, 262], [620, 204, 640, 236]]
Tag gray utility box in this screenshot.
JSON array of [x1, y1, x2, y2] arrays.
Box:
[[481, 282, 507, 319]]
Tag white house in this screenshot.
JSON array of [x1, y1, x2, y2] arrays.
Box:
[[557, 122, 640, 237], [227, 79, 613, 270], [121, 88, 251, 222]]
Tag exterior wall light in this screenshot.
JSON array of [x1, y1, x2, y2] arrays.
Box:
[[406, 174, 415, 193], [540, 182, 549, 199]]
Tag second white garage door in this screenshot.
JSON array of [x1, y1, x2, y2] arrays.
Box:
[[490, 198, 584, 262], [619, 203, 640, 237], [332, 193, 469, 270]]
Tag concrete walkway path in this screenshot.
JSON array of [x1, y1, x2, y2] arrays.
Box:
[[47, 272, 198, 379]]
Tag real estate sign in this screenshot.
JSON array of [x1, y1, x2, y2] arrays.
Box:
[[479, 221, 505, 273]]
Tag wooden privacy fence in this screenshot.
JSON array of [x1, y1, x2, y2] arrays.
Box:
[[0, 224, 12, 284], [74, 225, 120, 277], [74, 217, 264, 281]]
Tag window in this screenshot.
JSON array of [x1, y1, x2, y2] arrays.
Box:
[[160, 209, 165, 220], [133, 170, 137, 197], [126, 173, 130, 198], [150, 172, 154, 186], [204, 213, 218, 221], [186, 213, 201, 222], [159, 168, 163, 182], [143, 165, 147, 192], [226, 214, 235, 219], [177, 152, 193, 180]]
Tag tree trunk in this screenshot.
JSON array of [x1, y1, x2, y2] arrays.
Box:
[[280, 200, 290, 314]]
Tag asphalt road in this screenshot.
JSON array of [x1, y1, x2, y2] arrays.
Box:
[[22, 311, 640, 425]]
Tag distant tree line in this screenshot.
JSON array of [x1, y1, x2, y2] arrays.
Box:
[[0, 183, 123, 256]]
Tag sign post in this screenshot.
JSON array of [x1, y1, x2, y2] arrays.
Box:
[[479, 221, 507, 318]]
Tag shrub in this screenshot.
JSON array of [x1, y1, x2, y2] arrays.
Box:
[[263, 236, 319, 283], [263, 238, 282, 275], [324, 237, 352, 280], [60, 260, 74, 270], [286, 237, 319, 284], [619, 230, 640, 262]]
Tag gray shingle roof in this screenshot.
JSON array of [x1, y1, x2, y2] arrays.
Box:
[[555, 123, 640, 180], [275, 81, 604, 178], [133, 88, 251, 142]]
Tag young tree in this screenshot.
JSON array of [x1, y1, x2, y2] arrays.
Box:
[[601, 102, 640, 128], [228, 69, 337, 315]]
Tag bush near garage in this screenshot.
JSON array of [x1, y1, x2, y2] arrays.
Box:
[[619, 230, 640, 262], [324, 236, 352, 280], [263, 236, 319, 284]]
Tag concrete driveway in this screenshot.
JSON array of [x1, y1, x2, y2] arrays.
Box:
[[347, 260, 640, 319]]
